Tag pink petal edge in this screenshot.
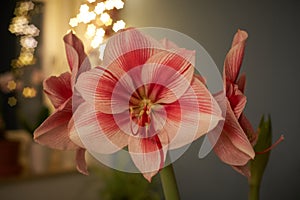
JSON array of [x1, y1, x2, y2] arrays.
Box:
[[128, 134, 168, 182], [33, 98, 78, 150], [76, 148, 88, 175], [71, 102, 129, 154], [213, 100, 254, 165], [224, 30, 248, 84], [43, 72, 72, 109], [103, 28, 163, 69], [165, 77, 223, 150]]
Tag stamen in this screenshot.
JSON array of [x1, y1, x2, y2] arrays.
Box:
[[129, 106, 139, 136], [256, 135, 284, 155], [129, 99, 153, 137]]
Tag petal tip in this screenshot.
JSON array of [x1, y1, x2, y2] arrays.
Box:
[[143, 172, 154, 182], [77, 165, 89, 176]]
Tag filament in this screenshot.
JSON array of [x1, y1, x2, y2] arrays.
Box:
[[256, 135, 284, 155]]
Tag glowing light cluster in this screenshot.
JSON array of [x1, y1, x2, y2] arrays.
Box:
[[22, 87, 37, 98], [8, 97, 17, 107], [112, 20, 126, 32], [9, 1, 40, 68], [69, 0, 126, 50], [6, 1, 41, 107], [7, 80, 17, 91]]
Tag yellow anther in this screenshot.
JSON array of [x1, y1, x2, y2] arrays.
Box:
[[139, 109, 144, 116], [129, 106, 134, 114]]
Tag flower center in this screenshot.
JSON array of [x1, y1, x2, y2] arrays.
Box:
[[129, 98, 153, 137]]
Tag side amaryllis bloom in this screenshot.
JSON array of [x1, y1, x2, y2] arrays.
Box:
[[33, 32, 90, 175], [213, 30, 256, 176], [224, 30, 257, 145], [73, 28, 223, 181]]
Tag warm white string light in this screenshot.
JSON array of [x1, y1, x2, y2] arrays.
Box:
[[112, 20, 126, 32], [9, 1, 40, 68], [6, 1, 41, 105], [94, 2, 106, 14], [69, 0, 126, 53]]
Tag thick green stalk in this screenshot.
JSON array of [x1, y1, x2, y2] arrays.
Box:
[[159, 164, 180, 200], [248, 115, 272, 200], [249, 182, 260, 200]]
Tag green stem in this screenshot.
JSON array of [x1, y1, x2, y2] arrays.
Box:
[[159, 164, 180, 200], [248, 182, 260, 200]]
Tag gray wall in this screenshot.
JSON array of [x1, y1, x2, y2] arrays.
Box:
[[124, 0, 300, 199]]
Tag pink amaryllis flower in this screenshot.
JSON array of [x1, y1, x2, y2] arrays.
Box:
[[72, 28, 223, 181], [212, 30, 256, 175], [224, 30, 257, 144], [33, 32, 90, 175], [215, 30, 284, 176]]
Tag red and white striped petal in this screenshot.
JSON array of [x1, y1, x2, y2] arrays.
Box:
[[75, 67, 106, 108], [224, 30, 248, 83], [239, 113, 257, 145], [232, 164, 250, 177], [213, 128, 252, 166], [103, 28, 163, 71], [43, 72, 72, 109], [64, 32, 90, 88], [68, 116, 85, 148], [141, 49, 195, 104], [72, 102, 129, 154], [191, 77, 222, 117], [75, 67, 128, 114], [164, 77, 222, 149], [237, 73, 246, 93], [213, 100, 255, 165], [228, 85, 247, 119], [231, 29, 248, 48], [128, 134, 168, 182], [64, 32, 86, 71], [76, 148, 88, 175], [160, 38, 179, 50], [193, 74, 207, 85], [33, 98, 78, 150]]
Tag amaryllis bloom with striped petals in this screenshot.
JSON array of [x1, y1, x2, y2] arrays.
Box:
[[72, 28, 223, 181], [213, 30, 256, 176], [33, 32, 90, 175]]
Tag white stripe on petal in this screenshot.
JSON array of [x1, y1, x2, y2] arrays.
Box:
[[72, 102, 128, 154]]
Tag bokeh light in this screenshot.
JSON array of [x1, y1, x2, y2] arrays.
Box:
[[69, 0, 126, 52], [9, 0, 40, 68]]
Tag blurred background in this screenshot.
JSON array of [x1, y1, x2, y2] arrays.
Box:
[[0, 0, 299, 199]]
